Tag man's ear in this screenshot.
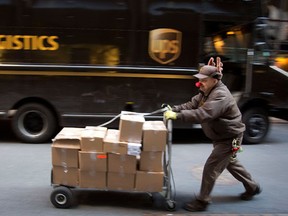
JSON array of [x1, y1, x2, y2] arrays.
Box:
[[213, 78, 219, 84]]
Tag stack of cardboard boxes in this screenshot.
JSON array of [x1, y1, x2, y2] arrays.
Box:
[[51, 114, 167, 192]]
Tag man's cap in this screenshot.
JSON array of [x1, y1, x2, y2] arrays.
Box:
[[193, 65, 218, 79]]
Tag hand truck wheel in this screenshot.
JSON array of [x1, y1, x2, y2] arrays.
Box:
[[165, 200, 176, 211], [50, 186, 75, 209]]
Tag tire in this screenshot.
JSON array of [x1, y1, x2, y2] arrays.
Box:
[[11, 103, 57, 143], [165, 200, 176, 211], [242, 107, 269, 144], [50, 186, 75, 209]]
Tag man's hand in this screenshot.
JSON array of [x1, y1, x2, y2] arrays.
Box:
[[164, 110, 177, 120]]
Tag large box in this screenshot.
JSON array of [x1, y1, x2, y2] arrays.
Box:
[[119, 114, 145, 143], [79, 151, 107, 172], [52, 166, 78, 187], [52, 127, 83, 168], [81, 127, 107, 152], [108, 153, 137, 174], [139, 151, 163, 172], [142, 121, 167, 151], [135, 171, 164, 192], [103, 129, 128, 154], [79, 170, 106, 189], [107, 172, 135, 191], [53, 127, 83, 146]]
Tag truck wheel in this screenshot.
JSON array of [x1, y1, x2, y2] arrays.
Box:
[[242, 108, 269, 144], [11, 103, 57, 143]]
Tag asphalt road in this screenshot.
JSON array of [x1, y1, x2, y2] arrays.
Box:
[[0, 121, 287, 216]]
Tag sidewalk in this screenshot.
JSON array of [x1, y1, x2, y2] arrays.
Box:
[[270, 117, 287, 124]]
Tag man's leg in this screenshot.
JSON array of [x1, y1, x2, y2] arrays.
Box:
[[227, 159, 261, 200], [184, 143, 231, 211], [197, 143, 231, 202]]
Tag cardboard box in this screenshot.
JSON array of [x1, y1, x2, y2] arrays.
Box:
[[52, 166, 78, 187], [135, 171, 164, 192], [79, 170, 106, 189], [107, 172, 135, 191], [52, 144, 80, 168], [52, 127, 83, 168], [81, 128, 107, 152], [104, 129, 120, 141], [143, 121, 167, 151], [103, 129, 128, 154], [104, 142, 128, 155], [139, 151, 163, 172], [53, 127, 83, 147], [79, 151, 107, 172], [119, 114, 145, 143], [108, 153, 137, 174]]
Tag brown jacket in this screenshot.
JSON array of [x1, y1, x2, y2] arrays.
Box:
[[173, 81, 245, 141]]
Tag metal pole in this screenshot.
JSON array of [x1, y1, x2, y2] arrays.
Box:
[[245, 49, 254, 95]]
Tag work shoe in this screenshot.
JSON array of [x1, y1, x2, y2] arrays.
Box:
[[183, 199, 209, 212], [240, 184, 262, 201]]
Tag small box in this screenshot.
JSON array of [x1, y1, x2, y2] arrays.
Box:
[[139, 151, 163, 172], [108, 153, 137, 174], [103, 129, 128, 154], [104, 129, 120, 141], [135, 171, 164, 192], [119, 114, 145, 143], [81, 128, 107, 152], [79, 151, 107, 172], [107, 172, 135, 191], [143, 121, 167, 151], [52, 166, 78, 187], [104, 142, 128, 155], [79, 170, 106, 189]]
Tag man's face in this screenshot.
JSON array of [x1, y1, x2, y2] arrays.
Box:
[[198, 77, 218, 94]]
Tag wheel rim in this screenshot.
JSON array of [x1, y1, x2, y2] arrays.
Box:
[[18, 110, 48, 138], [55, 193, 67, 205], [247, 114, 267, 139]]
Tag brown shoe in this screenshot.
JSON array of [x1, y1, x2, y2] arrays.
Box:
[[183, 199, 208, 212], [240, 184, 262, 201]]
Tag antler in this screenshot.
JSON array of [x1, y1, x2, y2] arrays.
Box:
[[216, 57, 223, 73], [208, 57, 216, 66]]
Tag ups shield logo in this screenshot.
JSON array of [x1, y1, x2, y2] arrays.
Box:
[[149, 28, 182, 64]]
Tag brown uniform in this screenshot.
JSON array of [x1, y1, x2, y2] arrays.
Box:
[[173, 81, 258, 202]]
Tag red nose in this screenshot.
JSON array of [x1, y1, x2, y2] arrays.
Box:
[[195, 82, 201, 88]]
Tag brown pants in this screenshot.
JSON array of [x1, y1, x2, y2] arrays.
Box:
[[197, 136, 258, 202]]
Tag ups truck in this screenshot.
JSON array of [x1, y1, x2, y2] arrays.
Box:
[[0, 0, 287, 144]]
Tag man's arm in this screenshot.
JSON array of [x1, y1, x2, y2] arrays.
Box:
[[172, 93, 203, 112], [177, 90, 228, 123]]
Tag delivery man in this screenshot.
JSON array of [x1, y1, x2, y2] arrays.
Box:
[[164, 57, 261, 212]]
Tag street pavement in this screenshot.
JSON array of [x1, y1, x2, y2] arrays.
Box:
[[0, 121, 287, 216]]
